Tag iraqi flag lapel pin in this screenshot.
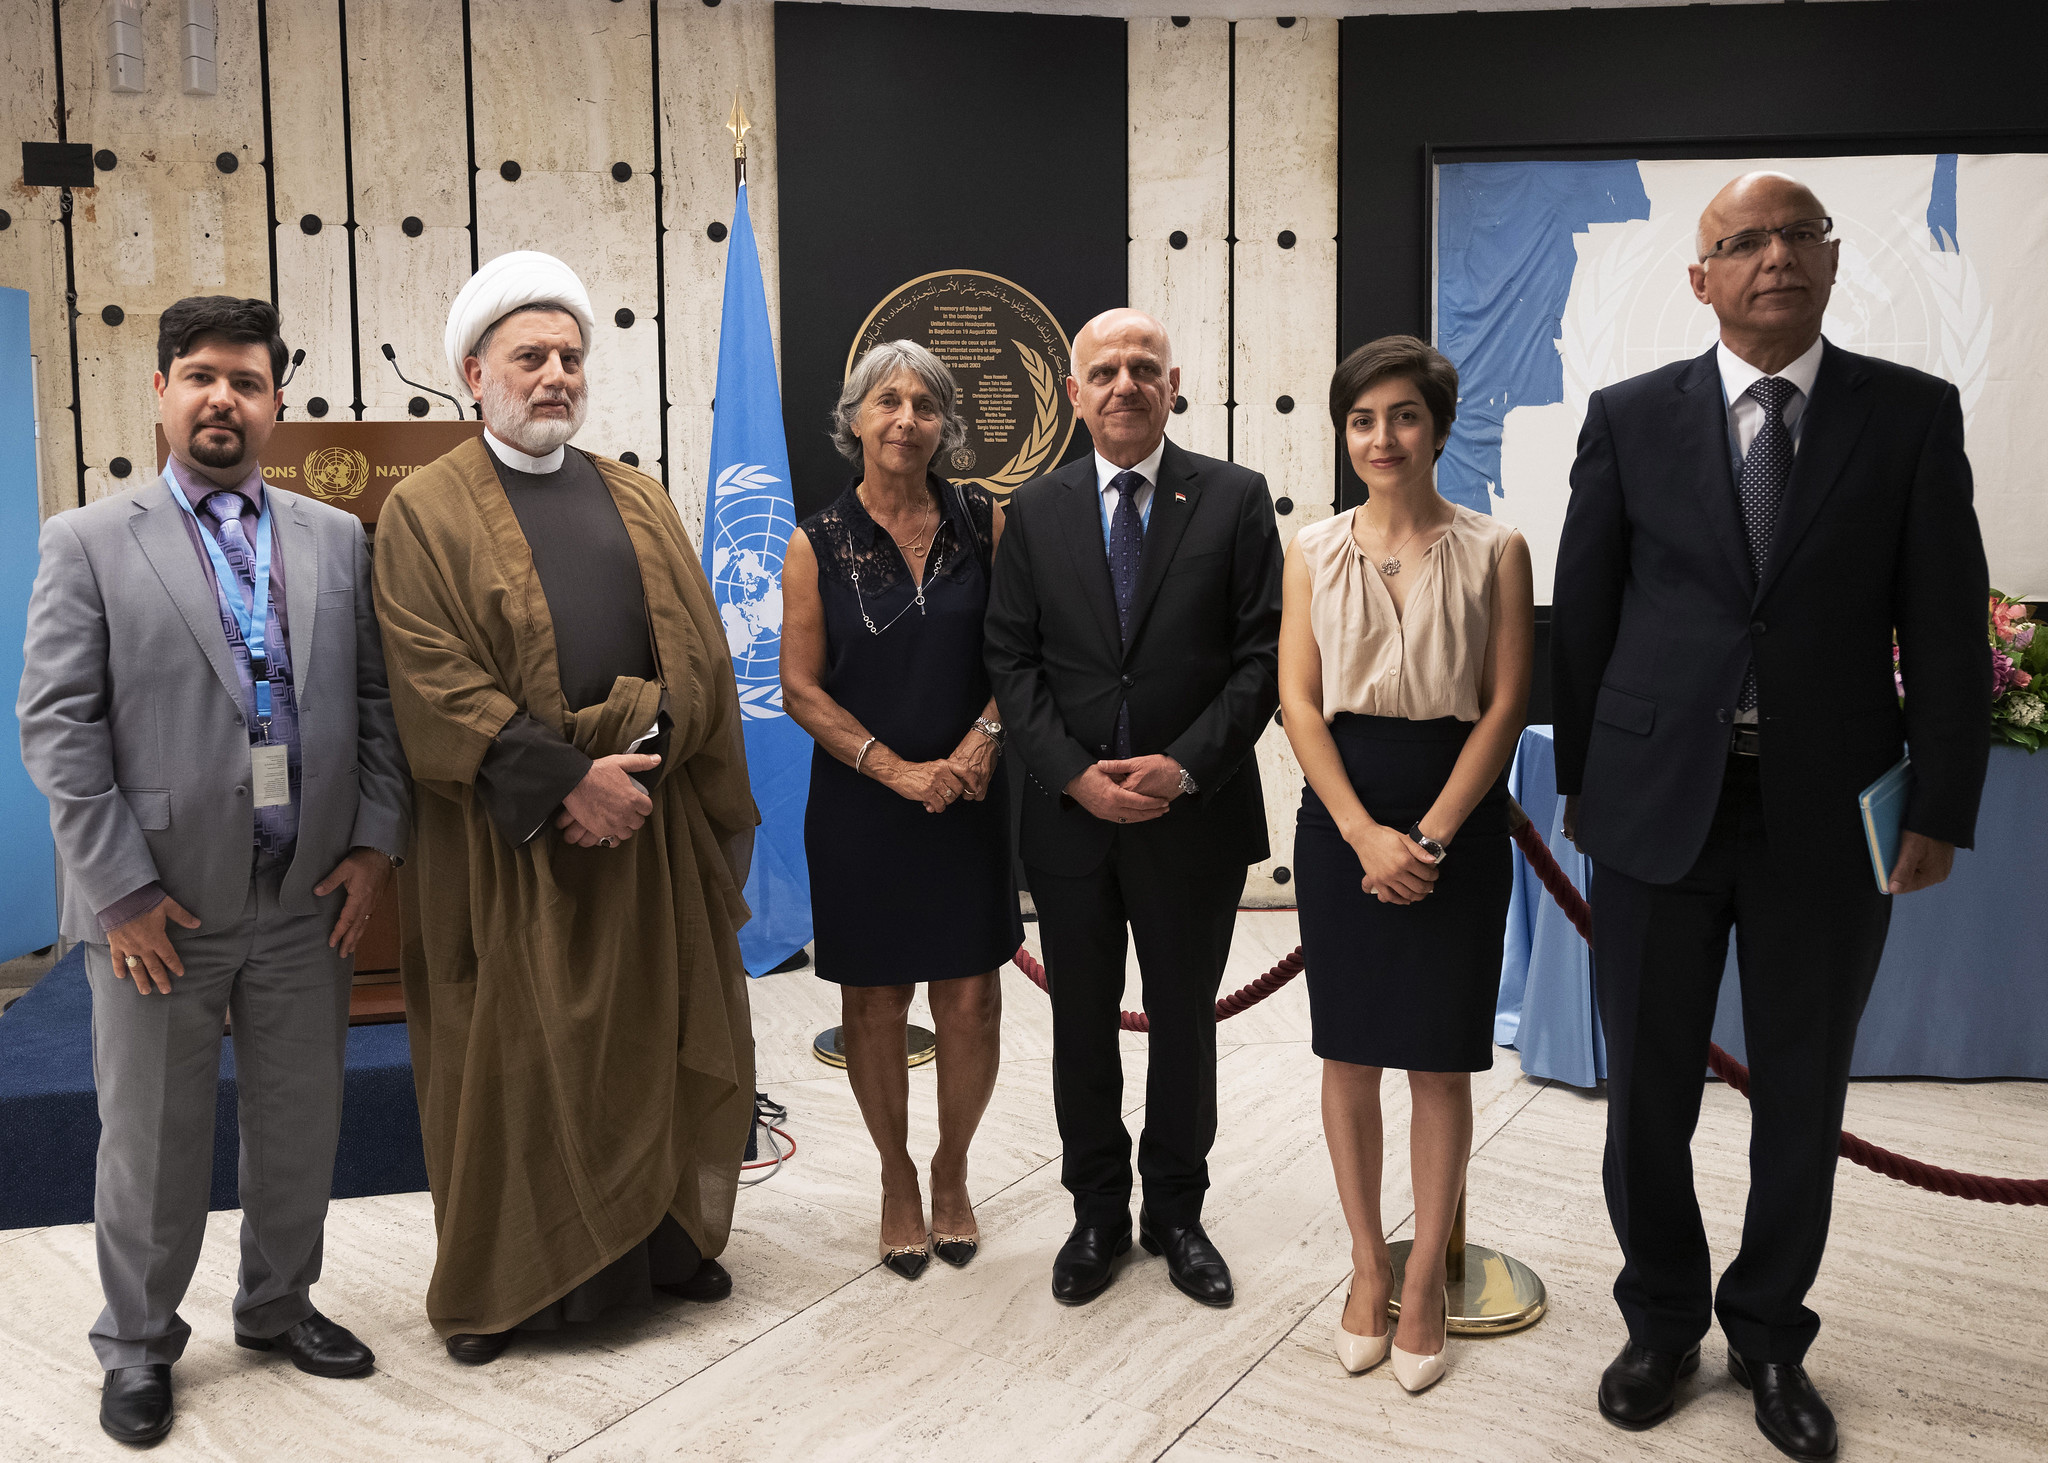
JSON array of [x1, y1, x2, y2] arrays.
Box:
[[1174, 491, 1187, 502]]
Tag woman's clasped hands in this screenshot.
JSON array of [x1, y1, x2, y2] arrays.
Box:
[[1344, 819, 1442, 904], [883, 730, 995, 814]]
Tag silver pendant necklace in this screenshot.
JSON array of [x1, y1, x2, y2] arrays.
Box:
[[1358, 511, 1439, 576], [853, 543, 947, 636]]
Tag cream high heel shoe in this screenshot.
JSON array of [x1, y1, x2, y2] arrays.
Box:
[[1390, 1291, 1450, 1393], [1334, 1290, 1391, 1375]]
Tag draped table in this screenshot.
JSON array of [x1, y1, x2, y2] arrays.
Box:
[[1494, 727, 2048, 1084]]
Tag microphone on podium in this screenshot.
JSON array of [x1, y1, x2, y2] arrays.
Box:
[[275, 349, 306, 419], [379, 342, 470, 419]]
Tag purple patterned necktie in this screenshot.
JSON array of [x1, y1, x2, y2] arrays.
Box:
[[1736, 376, 1796, 711], [205, 489, 299, 858], [1107, 471, 1145, 756]]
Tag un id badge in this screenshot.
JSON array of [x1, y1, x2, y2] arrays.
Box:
[[252, 743, 291, 808]]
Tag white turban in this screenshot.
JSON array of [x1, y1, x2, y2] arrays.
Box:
[[444, 250, 597, 395]]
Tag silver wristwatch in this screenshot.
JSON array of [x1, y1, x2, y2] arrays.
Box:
[[1177, 766, 1199, 798], [974, 717, 1005, 748], [1406, 822, 1447, 864]]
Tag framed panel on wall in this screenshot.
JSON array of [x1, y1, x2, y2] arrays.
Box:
[[1426, 144, 2048, 605]]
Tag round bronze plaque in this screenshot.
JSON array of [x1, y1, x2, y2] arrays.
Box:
[[847, 270, 1077, 498]]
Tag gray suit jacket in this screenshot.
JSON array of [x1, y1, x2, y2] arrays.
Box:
[[17, 476, 410, 942]]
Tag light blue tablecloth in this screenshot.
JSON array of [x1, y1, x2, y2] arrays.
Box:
[[1495, 728, 2048, 1084]]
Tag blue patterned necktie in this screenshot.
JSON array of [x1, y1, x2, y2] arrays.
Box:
[[205, 489, 299, 858], [1107, 470, 1145, 756], [1736, 376, 1796, 711]]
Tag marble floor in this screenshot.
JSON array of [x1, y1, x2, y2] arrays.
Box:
[[3, 911, 2044, 1461]]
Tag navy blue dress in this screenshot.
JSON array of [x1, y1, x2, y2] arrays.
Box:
[[801, 476, 1023, 986]]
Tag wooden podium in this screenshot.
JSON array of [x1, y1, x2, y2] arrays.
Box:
[[157, 419, 483, 1025]]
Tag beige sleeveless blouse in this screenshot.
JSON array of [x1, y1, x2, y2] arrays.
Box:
[[1297, 504, 1516, 723]]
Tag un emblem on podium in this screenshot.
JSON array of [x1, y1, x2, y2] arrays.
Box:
[[302, 447, 371, 503]]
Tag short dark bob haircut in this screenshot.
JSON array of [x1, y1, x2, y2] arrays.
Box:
[[157, 295, 289, 389], [1327, 335, 1459, 460]]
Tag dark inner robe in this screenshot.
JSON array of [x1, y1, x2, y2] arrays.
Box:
[[473, 445, 665, 844]]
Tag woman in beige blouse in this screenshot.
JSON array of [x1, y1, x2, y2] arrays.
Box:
[[1279, 336, 1534, 1393]]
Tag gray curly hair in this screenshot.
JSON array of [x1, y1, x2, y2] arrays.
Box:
[[830, 339, 970, 464]]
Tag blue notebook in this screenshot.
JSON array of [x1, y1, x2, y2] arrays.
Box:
[[1859, 756, 1912, 893]]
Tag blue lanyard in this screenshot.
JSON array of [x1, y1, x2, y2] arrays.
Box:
[[164, 463, 276, 724]]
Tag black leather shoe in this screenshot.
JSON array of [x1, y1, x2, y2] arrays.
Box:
[[1051, 1221, 1132, 1305], [236, 1310, 374, 1378], [657, 1257, 733, 1303], [1137, 1209, 1233, 1307], [1729, 1352, 1839, 1460], [444, 1330, 515, 1366], [100, 1364, 173, 1446], [1597, 1341, 1700, 1429]]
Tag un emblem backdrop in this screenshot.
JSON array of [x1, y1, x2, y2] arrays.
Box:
[[1433, 152, 2048, 601]]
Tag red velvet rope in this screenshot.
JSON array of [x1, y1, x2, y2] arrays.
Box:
[[1007, 827, 2046, 1205], [1505, 821, 2047, 1206]]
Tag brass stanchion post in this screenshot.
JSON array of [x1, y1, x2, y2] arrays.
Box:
[[812, 1025, 938, 1070], [1387, 1186, 1546, 1335]]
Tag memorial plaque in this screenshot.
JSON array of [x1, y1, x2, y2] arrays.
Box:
[[848, 270, 1077, 497]]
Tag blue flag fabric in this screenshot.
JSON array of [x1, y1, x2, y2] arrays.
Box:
[[704, 183, 813, 976]]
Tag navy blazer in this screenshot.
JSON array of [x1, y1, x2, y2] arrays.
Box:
[[1551, 340, 1990, 885], [984, 438, 1283, 878]]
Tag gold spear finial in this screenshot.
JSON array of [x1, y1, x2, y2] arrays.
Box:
[[726, 94, 751, 161]]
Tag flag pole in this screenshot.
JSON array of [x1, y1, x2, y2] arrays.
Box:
[[727, 94, 750, 194]]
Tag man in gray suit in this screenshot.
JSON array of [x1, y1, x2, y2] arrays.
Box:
[[17, 296, 410, 1445]]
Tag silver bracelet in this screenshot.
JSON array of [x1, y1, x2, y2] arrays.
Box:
[[854, 736, 878, 775]]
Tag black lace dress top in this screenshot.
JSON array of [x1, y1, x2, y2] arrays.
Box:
[[799, 475, 1023, 986]]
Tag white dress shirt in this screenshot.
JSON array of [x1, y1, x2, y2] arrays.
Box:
[[1717, 335, 1823, 464], [484, 428, 567, 476], [1715, 336, 1822, 724], [1093, 435, 1167, 545]]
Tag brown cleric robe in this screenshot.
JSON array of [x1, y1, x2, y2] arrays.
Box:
[[372, 435, 757, 1339]]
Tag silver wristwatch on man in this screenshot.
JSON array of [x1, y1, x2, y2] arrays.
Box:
[[1177, 766, 1199, 798]]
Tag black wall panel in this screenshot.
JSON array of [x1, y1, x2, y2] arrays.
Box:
[[774, 3, 1128, 519]]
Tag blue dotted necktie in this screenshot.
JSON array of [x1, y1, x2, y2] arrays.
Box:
[[1736, 376, 1796, 711], [1107, 470, 1145, 756]]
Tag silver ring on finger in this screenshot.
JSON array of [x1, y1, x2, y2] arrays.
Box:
[[124, 955, 142, 971], [599, 836, 617, 848]]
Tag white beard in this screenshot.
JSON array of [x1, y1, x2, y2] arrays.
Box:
[[479, 370, 587, 455]]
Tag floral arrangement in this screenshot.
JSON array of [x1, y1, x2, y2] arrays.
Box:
[[1989, 594, 2043, 751]]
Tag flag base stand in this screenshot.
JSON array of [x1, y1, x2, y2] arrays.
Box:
[[813, 1025, 938, 1070], [1386, 1193, 1546, 1335]]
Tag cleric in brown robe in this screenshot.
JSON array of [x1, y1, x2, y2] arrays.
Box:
[[372, 251, 758, 1364]]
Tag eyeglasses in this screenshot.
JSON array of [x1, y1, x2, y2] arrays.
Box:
[[1701, 217, 1834, 262]]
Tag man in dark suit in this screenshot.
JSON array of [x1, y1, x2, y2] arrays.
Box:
[[985, 308, 1282, 1308], [1553, 173, 1989, 1461]]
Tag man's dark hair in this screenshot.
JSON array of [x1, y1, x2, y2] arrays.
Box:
[[1328, 334, 1460, 461], [156, 295, 288, 389]]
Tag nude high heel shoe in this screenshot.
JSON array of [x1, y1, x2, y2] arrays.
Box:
[[1334, 1291, 1391, 1375], [1390, 1291, 1450, 1393]]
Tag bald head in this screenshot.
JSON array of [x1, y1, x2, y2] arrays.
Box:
[[1067, 308, 1180, 469], [1688, 170, 1839, 373], [1696, 171, 1828, 261]]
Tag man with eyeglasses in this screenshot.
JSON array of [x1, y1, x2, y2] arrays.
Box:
[[1552, 172, 1989, 1460]]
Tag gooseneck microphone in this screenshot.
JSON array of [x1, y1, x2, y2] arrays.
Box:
[[379, 342, 468, 420]]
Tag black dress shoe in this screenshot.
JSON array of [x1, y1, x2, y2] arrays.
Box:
[[657, 1257, 733, 1302], [1729, 1352, 1839, 1460], [100, 1364, 173, 1446], [444, 1330, 515, 1366], [1137, 1210, 1233, 1307], [236, 1310, 375, 1378], [1597, 1341, 1700, 1429], [1050, 1221, 1132, 1305]]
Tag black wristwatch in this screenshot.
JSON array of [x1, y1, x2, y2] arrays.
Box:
[[1406, 822, 1447, 864]]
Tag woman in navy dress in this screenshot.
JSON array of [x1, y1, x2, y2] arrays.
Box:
[[781, 340, 1022, 1281]]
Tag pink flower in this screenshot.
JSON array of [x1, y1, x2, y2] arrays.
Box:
[[2016, 668, 2034, 690], [1992, 646, 2018, 700]]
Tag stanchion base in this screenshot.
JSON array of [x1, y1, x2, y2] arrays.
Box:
[[813, 1025, 938, 1070], [1387, 1238, 1547, 1335]]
